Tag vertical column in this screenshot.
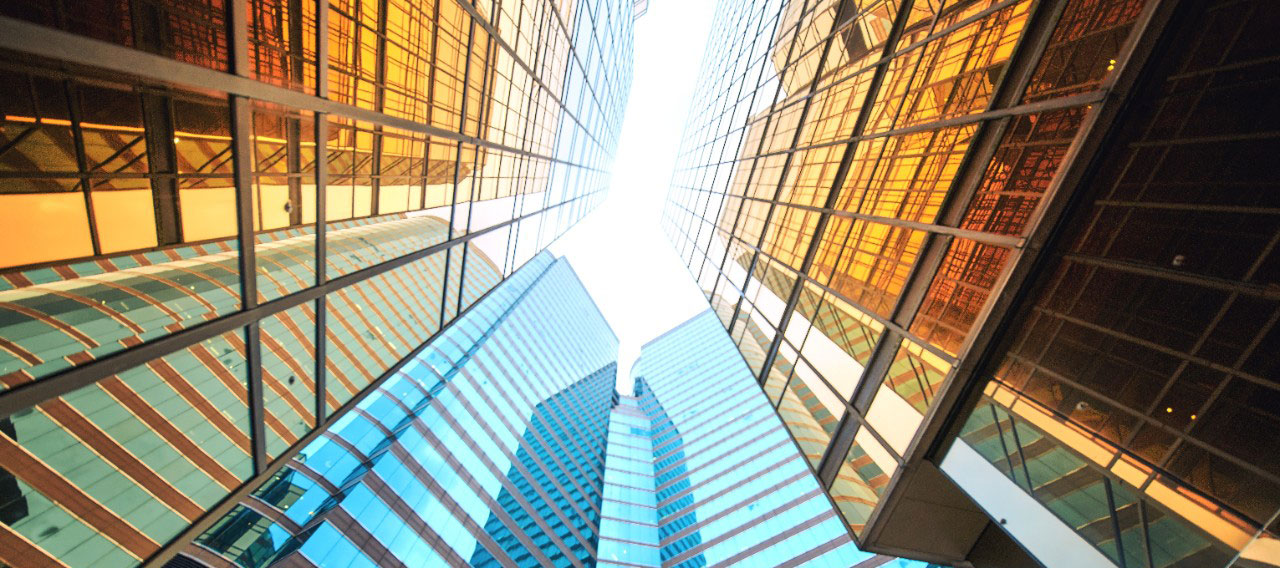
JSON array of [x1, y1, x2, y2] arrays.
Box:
[[227, 0, 267, 474], [315, 0, 332, 425]]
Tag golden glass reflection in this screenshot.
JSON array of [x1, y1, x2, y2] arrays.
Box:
[[911, 239, 1010, 355], [778, 359, 845, 466], [884, 338, 952, 412], [830, 425, 895, 535]]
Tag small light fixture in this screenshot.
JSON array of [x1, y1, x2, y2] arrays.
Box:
[[1165, 407, 1173, 413]]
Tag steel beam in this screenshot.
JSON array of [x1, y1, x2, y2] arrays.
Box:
[[0, 189, 597, 420], [0, 16, 598, 171]]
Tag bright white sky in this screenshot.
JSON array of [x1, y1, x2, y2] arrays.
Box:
[[550, 0, 719, 392]]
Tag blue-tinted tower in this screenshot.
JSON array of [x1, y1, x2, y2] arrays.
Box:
[[180, 252, 620, 567], [598, 310, 936, 567]]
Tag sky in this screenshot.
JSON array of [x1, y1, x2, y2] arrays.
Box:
[[549, 0, 719, 391]]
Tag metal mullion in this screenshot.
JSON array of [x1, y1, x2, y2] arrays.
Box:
[[0, 16, 599, 172], [1103, 477, 1129, 567], [457, 6, 502, 314], [0, 183, 595, 420], [487, 0, 522, 277], [419, 0, 442, 212], [64, 80, 102, 257], [316, 0, 330, 99], [717, 191, 1025, 248], [312, 0, 331, 427], [725, 0, 821, 337], [838, 0, 1074, 424], [1006, 410, 1036, 493], [987, 402, 1020, 484], [1136, 500, 1156, 568], [529, 12, 562, 238], [139, 234, 563, 568], [874, 0, 1184, 480], [440, 11, 483, 326], [501, 109, 536, 277], [755, 0, 921, 407], [452, 0, 603, 154], [688, 88, 1105, 172], [685, 1, 774, 291], [369, 0, 390, 214], [515, 0, 564, 269], [314, 114, 329, 424], [228, 0, 268, 476]]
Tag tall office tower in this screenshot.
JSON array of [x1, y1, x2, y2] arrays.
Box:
[[596, 309, 930, 567], [663, 0, 1278, 566], [0, 0, 634, 564], [173, 252, 620, 567]]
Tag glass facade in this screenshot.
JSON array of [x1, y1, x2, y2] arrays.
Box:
[[0, 0, 634, 563], [663, 0, 1279, 566], [942, 1, 1280, 566], [181, 252, 620, 567], [597, 310, 935, 567]]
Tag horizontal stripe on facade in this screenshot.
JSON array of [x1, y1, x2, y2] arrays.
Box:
[[241, 495, 302, 535], [668, 489, 827, 566], [0, 432, 157, 559], [642, 381, 757, 435], [184, 543, 245, 568], [481, 330, 610, 486], [442, 377, 602, 557], [391, 432, 551, 567], [650, 396, 768, 464], [422, 390, 588, 568], [39, 398, 205, 521], [324, 506, 409, 568], [458, 358, 606, 521], [0, 521, 65, 568], [659, 470, 810, 547], [780, 534, 858, 568], [709, 508, 837, 567], [654, 415, 781, 485], [360, 466, 477, 567]]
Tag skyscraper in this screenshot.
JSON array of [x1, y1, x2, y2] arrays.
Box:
[[597, 309, 930, 567], [176, 252, 620, 568], [664, 0, 1278, 566], [0, 0, 634, 563]]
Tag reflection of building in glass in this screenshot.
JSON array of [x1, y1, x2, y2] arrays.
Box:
[[597, 310, 933, 567], [664, 0, 1279, 566], [180, 253, 620, 567], [0, 0, 633, 564]]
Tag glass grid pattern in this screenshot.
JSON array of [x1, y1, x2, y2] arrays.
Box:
[[604, 310, 932, 567], [947, 1, 1280, 566], [0, 0, 634, 564], [662, 0, 1279, 566], [188, 253, 620, 567]]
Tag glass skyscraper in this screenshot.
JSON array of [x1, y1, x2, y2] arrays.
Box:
[[0, 0, 634, 564], [663, 0, 1278, 566], [597, 309, 931, 567], [177, 252, 620, 567]]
